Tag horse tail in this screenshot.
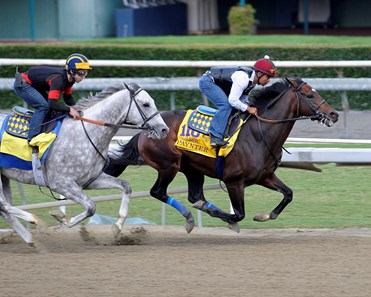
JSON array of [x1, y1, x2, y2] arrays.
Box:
[[105, 133, 144, 177]]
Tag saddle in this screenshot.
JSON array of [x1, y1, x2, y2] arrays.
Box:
[[0, 106, 63, 170], [5, 106, 59, 139], [175, 105, 248, 158], [187, 105, 248, 137]]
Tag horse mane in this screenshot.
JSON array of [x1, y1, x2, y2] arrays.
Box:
[[74, 82, 140, 110], [249, 77, 302, 110]]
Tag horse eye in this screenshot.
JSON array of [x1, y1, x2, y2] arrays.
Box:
[[143, 103, 150, 107], [307, 94, 313, 98]]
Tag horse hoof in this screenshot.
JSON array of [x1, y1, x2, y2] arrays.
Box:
[[185, 220, 195, 233], [29, 241, 48, 254], [228, 222, 240, 233], [253, 213, 270, 222], [111, 223, 121, 238], [49, 210, 67, 224], [185, 213, 195, 233], [192, 200, 205, 210], [35, 216, 48, 233]]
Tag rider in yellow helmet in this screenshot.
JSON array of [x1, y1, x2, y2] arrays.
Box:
[[14, 53, 92, 143]]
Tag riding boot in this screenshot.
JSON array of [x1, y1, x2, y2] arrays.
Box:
[[209, 134, 229, 147]]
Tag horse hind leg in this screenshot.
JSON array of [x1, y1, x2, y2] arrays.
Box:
[[0, 205, 47, 252], [0, 190, 48, 233], [185, 172, 240, 232], [150, 171, 194, 233]]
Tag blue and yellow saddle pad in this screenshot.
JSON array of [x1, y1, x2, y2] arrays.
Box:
[[0, 109, 63, 170], [175, 105, 243, 158]]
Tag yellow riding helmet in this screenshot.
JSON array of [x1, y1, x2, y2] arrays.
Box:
[[65, 53, 92, 71]]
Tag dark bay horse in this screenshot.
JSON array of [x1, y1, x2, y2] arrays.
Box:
[[106, 77, 339, 233]]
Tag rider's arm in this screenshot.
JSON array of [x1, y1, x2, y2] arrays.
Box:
[[63, 85, 76, 106], [48, 77, 73, 113], [228, 71, 250, 112]]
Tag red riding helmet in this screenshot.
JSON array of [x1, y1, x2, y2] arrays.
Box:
[[253, 55, 277, 77]]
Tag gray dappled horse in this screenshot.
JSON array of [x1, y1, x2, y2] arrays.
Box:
[[0, 83, 169, 251]]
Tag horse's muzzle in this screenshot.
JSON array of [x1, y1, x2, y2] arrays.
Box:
[[146, 125, 169, 139], [315, 111, 339, 127]]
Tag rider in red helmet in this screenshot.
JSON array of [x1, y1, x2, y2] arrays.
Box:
[[14, 53, 92, 144], [199, 55, 277, 147]]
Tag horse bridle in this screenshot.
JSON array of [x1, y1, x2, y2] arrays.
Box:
[[254, 78, 327, 124], [249, 78, 329, 166], [122, 83, 160, 129], [77, 84, 160, 188], [76, 84, 159, 130], [291, 79, 327, 121]]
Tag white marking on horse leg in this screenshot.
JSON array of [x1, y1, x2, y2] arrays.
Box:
[[114, 192, 130, 235], [5, 203, 39, 224], [0, 212, 33, 244]]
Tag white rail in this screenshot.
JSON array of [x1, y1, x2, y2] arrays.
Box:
[[2, 77, 371, 91], [1, 58, 371, 68]]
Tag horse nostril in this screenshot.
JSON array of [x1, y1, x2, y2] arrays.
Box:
[[330, 112, 339, 121]]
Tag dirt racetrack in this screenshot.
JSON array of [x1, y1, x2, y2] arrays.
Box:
[[1, 224, 371, 297]]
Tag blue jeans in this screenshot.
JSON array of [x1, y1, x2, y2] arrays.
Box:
[[199, 74, 232, 139], [13, 82, 49, 142]]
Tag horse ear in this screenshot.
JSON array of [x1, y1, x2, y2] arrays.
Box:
[[284, 77, 293, 86], [123, 82, 136, 97]]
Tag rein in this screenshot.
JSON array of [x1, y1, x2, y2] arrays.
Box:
[[75, 84, 159, 130], [75, 115, 150, 130], [252, 79, 324, 124], [254, 113, 320, 124], [251, 78, 325, 165]]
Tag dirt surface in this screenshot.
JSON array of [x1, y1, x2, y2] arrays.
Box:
[[1, 224, 371, 297]]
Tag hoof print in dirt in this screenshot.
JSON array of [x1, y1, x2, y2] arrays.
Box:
[[112, 227, 148, 246]]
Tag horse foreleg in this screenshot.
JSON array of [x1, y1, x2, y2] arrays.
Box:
[[53, 182, 97, 228], [254, 173, 293, 222], [84, 174, 132, 237]]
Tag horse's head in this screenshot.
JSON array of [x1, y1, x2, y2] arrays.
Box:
[[123, 82, 169, 139], [287, 77, 339, 127]]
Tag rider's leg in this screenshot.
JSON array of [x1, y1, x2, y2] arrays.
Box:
[[199, 74, 232, 141], [13, 82, 49, 142]]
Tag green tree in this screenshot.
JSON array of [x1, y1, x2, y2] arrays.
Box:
[[228, 3, 256, 35]]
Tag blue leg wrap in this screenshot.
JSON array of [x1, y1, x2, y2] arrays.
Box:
[[205, 201, 222, 211], [166, 196, 190, 217]]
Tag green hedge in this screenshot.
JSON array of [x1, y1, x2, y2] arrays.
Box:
[[1, 44, 370, 110]]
